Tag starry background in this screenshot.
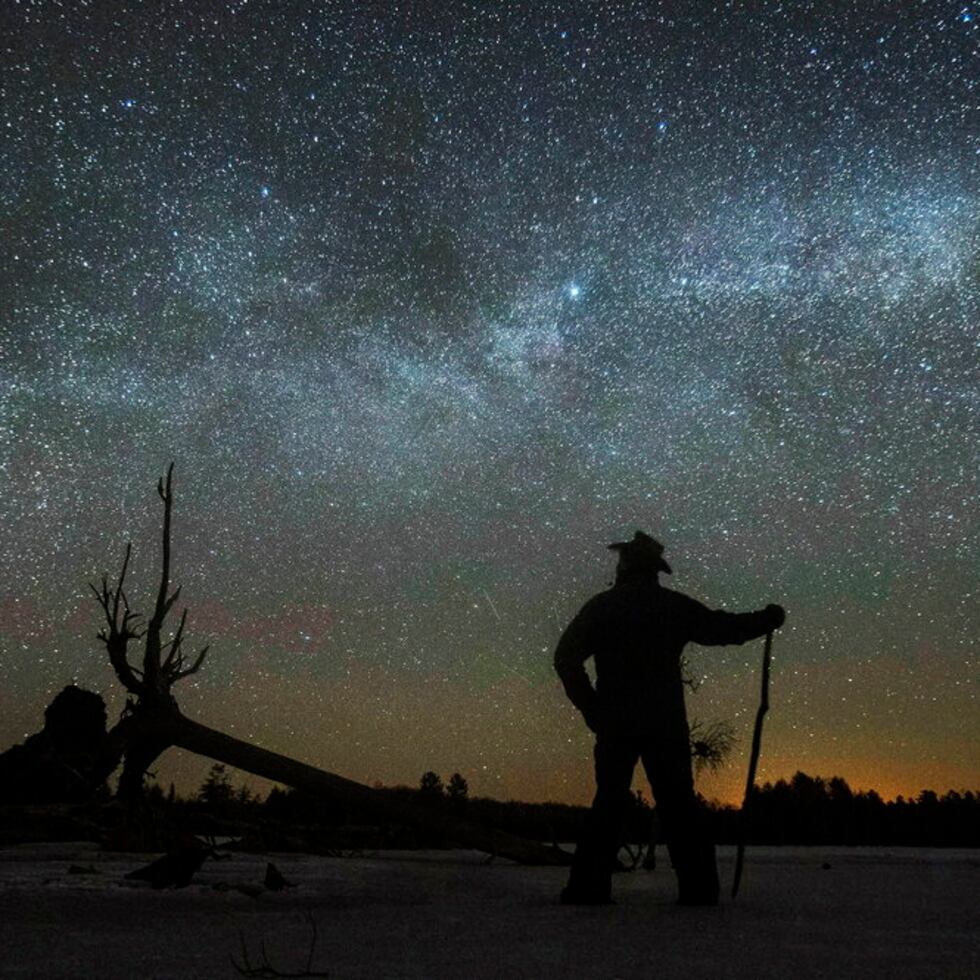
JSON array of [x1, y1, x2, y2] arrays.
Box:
[[1, 1, 977, 806]]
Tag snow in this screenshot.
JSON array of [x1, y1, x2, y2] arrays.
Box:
[[0, 843, 976, 978]]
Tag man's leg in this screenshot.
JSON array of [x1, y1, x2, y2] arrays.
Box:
[[562, 734, 638, 904], [641, 738, 719, 905]]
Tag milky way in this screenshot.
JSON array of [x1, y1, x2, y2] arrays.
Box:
[[1, 2, 977, 804]]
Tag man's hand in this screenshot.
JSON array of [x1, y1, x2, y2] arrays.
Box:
[[765, 603, 786, 630]]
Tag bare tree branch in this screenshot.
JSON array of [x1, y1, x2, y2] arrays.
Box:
[[152, 462, 174, 622], [143, 462, 178, 694], [161, 585, 182, 617], [93, 463, 209, 710], [173, 644, 209, 680], [161, 608, 188, 672], [90, 543, 144, 695], [231, 912, 330, 978]]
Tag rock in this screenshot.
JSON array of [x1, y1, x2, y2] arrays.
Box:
[[0, 687, 120, 805]]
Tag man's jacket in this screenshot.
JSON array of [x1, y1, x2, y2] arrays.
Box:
[[554, 579, 775, 737]]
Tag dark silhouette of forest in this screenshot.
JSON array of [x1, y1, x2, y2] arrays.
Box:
[[1, 689, 975, 851], [126, 766, 979, 853], [1, 687, 975, 851], [724, 772, 980, 848], [1, 752, 976, 851]]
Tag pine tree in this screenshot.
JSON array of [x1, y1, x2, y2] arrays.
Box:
[[198, 763, 233, 810], [446, 772, 469, 809], [419, 770, 444, 802]]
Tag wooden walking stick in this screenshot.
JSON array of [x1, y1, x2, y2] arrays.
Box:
[[731, 630, 773, 900]]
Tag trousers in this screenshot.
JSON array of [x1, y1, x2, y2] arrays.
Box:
[[566, 730, 719, 903]]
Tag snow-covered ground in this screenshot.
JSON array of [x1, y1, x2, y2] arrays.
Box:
[[0, 842, 976, 978]]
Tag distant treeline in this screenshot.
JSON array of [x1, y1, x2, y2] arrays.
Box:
[[712, 772, 979, 848], [153, 766, 979, 849]]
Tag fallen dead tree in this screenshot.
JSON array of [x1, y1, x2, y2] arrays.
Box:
[[92, 464, 568, 866]]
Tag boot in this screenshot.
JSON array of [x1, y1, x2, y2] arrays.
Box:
[[675, 841, 719, 905], [560, 861, 613, 905]]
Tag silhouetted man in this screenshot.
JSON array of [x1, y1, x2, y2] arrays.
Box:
[[555, 531, 785, 905]]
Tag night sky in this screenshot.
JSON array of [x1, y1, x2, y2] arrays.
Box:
[[1, 1, 977, 807]]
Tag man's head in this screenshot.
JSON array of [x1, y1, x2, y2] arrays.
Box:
[[608, 530, 672, 579]]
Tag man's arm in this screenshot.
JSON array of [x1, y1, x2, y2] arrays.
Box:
[[553, 606, 601, 731], [678, 594, 785, 647]]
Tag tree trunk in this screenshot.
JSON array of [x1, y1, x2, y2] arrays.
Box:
[[116, 735, 171, 802], [140, 712, 569, 866]]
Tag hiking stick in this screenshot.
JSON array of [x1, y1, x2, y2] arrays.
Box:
[[731, 630, 773, 900]]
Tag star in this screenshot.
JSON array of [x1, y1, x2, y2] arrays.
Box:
[[0, 0, 975, 809]]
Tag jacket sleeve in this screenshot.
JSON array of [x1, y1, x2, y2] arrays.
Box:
[[678, 594, 776, 647], [553, 604, 601, 720]]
